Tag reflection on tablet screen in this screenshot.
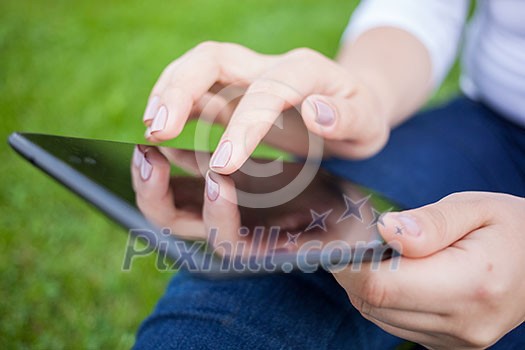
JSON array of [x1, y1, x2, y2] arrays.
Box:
[[12, 133, 401, 276]]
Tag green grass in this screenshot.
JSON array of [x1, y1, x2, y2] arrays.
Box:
[[0, 1, 460, 348]]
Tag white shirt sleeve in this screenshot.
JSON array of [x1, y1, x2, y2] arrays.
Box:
[[342, 0, 470, 87]]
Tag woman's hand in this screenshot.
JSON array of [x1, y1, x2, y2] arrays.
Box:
[[131, 145, 206, 239], [142, 42, 390, 174], [333, 192, 525, 349]]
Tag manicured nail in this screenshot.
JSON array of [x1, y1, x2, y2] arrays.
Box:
[[393, 214, 421, 237], [140, 153, 153, 181], [133, 146, 142, 167], [143, 96, 160, 122], [314, 100, 335, 126], [151, 105, 168, 133], [210, 140, 232, 169], [205, 171, 219, 201], [144, 126, 152, 139]]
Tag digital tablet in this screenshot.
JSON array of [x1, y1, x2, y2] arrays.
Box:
[[8, 132, 399, 277]]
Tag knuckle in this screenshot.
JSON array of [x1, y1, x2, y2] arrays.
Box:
[[422, 205, 449, 244], [160, 60, 178, 78], [453, 280, 510, 348], [287, 47, 314, 58], [245, 78, 300, 104], [194, 40, 221, 55], [485, 281, 508, 302], [441, 191, 496, 225], [360, 274, 388, 309], [471, 277, 509, 305], [490, 196, 518, 222], [460, 324, 500, 349], [442, 191, 465, 202], [354, 121, 390, 154], [284, 47, 323, 65], [246, 78, 279, 95], [353, 296, 373, 317], [443, 192, 482, 209], [373, 124, 390, 148]]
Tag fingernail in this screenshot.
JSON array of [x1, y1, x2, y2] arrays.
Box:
[[143, 96, 160, 122], [393, 214, 421, 237], [140, 153, 153, 181], [151, 105, 168, 133], [313, 100, 335, 126], [133, 146, 142, 167], [144, 126, 152, 139], [210, 140, 232, 169], [205, 171, 219, 201]]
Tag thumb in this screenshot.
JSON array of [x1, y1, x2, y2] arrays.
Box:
[[378, 192, 491, 258], [301, 92, 388, 159]]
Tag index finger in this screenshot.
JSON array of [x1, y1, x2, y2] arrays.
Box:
[[209, 48, 356, 174]]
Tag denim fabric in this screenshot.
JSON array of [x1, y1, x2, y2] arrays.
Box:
[[134, 97, 525, 349], [134, 270, 402, 350], [323, 97, 525, 209]]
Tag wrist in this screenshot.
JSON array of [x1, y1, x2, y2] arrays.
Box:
[[337, 27, 433, 127]]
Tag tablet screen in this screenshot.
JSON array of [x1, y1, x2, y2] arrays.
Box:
[[11, 133, 399, 274]]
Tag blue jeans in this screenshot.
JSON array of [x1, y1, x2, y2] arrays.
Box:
[[134, 97, 525, 349]]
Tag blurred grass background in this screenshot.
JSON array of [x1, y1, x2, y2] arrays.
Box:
[[0, 0, 460, 348]]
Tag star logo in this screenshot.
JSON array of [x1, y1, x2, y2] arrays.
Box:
[[285, 231, 301, 247], [394, 226, 403, 235], [305, 209, 332, 232], [337, 194, 370, 223], [367, 207, 393, 229]]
